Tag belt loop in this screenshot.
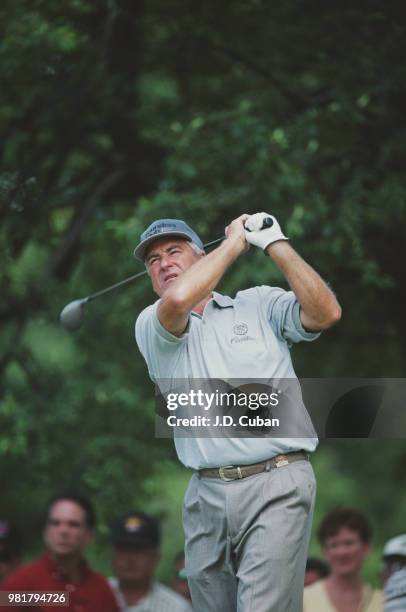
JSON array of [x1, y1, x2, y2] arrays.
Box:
[[265, 460, 271, 472]]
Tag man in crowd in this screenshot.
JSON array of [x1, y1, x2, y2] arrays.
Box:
[[381, 534, 406, 611], [0, 493, 119, 612], [303, 507, 383, 611], [0, 520, 22, 582], [109, 511, 193, 611], [134, 213, 341, 611]]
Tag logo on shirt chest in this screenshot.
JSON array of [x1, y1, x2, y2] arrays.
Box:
[[231, 322, 255, 344], [233, 323, 248, 336]]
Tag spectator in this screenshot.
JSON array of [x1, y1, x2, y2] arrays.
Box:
[[303, 507, 383, 611], [304, 557, 330, 587], [381, 534, 406, 611], [0, 493, 119, 612], [171, 551, 191, 602], [0, 521, 22, 581], [109, 511, 192, 611]]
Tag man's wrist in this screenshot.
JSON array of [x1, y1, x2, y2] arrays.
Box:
[[222, 234, 247, 257], [265, 240, 290, 258]]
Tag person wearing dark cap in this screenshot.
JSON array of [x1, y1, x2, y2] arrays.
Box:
[[0, 493, 119, 612], [109, 512, 193, 612], [0, 521, 22, 581], [134, 214, 341, 611]]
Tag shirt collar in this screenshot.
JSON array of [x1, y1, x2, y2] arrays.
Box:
[[212, 292, 234, 308], [43, 551, 90, 584]]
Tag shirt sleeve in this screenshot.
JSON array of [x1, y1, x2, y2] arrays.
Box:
[[100, 578, 121, 612], [260, 286, 322, 345], [135, 300, 188, 381]]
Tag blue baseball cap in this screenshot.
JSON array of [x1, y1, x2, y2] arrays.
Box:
[[133, 218, 204, 261]]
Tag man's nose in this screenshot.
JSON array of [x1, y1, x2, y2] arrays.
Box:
[[160, 254, 173, 269]]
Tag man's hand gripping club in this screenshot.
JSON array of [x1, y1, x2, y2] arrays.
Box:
[[244, 212, 288, 250]]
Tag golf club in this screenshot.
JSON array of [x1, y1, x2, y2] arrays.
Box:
[[60, 218, 273, 331]]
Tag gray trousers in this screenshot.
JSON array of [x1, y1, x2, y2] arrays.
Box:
[[183, 459, 316, 612]]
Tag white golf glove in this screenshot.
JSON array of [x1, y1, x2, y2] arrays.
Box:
[[244, 212, 288, 251]]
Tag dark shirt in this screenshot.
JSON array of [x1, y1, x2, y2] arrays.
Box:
[[0, 553, 119, 612]]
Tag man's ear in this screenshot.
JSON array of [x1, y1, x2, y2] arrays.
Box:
[[194, 249, 205, 261], [85, 528, 94, 546]]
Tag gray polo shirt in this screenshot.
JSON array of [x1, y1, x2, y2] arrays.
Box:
[[135, 285, 320, 469]]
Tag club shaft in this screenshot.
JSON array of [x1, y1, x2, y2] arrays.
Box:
[[87, 270, 147, 301], [202, 236, 224, 249]]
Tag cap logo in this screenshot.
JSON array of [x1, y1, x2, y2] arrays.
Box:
[[145, 223, 178, 238], [125, 516, 144, 532]]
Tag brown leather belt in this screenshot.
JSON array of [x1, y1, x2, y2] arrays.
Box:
[[199, 451, 308, 481]]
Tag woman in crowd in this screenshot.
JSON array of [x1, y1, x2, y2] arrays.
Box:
[[303, 507, 383, 612]]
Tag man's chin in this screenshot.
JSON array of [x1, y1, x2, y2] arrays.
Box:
[[163, 276, 178, 287], [51, 546, 78, 558]]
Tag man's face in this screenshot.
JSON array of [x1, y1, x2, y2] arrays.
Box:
[[323, 527, 370, 577], [44, 500, 92, 559], [112, 547, 159, 586], [144, 237, 203, 297], [379, 556, 406, 586]]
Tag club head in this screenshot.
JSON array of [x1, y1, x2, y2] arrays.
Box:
[[60, 299, 87, 331]]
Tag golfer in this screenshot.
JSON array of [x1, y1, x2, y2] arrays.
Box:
[[134, 212, 341, 612]]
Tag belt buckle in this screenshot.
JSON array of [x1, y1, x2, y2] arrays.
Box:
[[218, 465, 235, 481]]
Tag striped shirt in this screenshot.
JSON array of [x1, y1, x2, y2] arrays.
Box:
[[108, 578, 193, 612], [385, 568, 406, 611]]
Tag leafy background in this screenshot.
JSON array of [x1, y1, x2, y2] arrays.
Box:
[[1, 0, 405, 584]]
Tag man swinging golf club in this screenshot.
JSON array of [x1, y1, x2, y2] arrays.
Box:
[[134, 212, 341, 612]]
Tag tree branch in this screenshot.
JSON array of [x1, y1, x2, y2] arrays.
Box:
[[47, 169, 124, 279]]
